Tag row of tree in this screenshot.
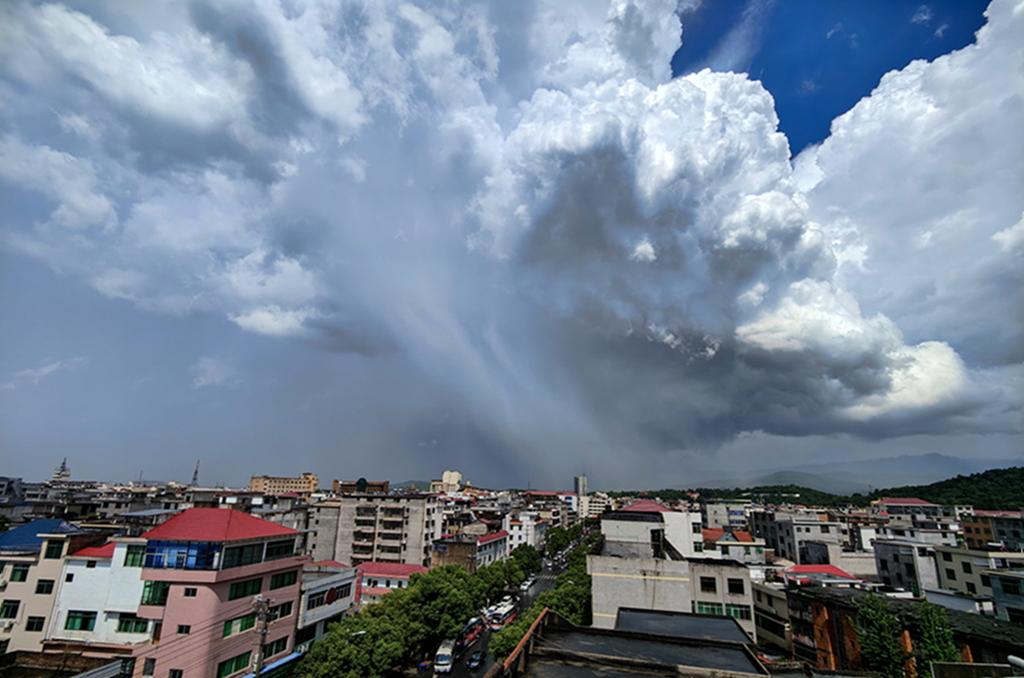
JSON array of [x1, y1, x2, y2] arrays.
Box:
[[297, 544, 542, 677]]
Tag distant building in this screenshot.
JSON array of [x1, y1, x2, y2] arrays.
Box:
[[295, 560, 356, 651], [573, 475, 587, 497], [704, 501, 751, 531], [753, 582, 791, 652], [775, 518, 842, 564], [689, 557, 756, 640], [702, 528, 765, 564], [432, 531, 509, 572], [934, 544, 1024, 598], [355, 562, 428, 605], [961, 510, 1020, 549], [248, 472, 319, 495], [0, 519, 106, 654], [502, 511, 549, 550], [578, 492, 610, 519], [987, 570, 1024, 624], [129, 508, 305, 678], [874, 539, 940, 594], [429, 470, 463, 495], [308, 494, 441, 567], [332, 479, 389, 495]]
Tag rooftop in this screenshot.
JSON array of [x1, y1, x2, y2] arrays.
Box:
[[0, 519, 79, 553], [356, 561, 429, 578], [614, 608, 751, 645], [70, 542, 116, 559], [873, 497, 938, 506], [140, 507, 297, 542], [619, 499, 672, 514], [478, 530, 509, 545], [702, 528, 755, 542]]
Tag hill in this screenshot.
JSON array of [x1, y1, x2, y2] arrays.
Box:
[[617, 466, 1024, 510]]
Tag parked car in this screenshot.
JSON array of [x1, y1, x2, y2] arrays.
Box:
[[434, 639, 456, 674], [466, 650, 485, 670]]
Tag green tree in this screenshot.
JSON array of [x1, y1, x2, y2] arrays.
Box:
[[912, 601, 959, 668], [856, 594, 907, 678]]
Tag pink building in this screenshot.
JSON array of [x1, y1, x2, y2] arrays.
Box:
[[130, 508, 306, 678]]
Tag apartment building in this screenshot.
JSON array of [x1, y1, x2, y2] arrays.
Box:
[[295, 561, 356, 651], [356, 562, 428, 604], [776, 518, 842, 564], [429, 470, 463, 495], [987, 570, 1024, 624], [248, 473, 319, 495], [432, 531, 509, 572], [46, 540, 149, 656], [332, 479, 389, 495], [877, 521, 959, 546], [991, 513, 1024, 551], [934, 545, 1024, 597], [961, 510, 1016, 549], [753, 582, 791, 652], [130, 508, 305, 678], [689, 558, 755, 640], [874, 539, 940, 593], [307, 494, 441, 567], [578, 492, 610, 519], [600, 499, 703, 557], [502, 511, 549, 550], [0, 519, 106, 654], [703, 501, 751, 531], [701, 528, 765, 564]]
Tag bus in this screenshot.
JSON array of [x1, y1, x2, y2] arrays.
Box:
[[488, 602, 518, 631], [456, 617, 485, 652]]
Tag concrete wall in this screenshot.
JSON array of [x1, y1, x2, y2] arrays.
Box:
[[587, 555, 691, 629]]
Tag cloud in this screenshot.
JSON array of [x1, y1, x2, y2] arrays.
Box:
[[189, 357, 236, 389], [0, 0, 1020, 478], [911, 5, 934, 25], [3, 357, 87, 390]]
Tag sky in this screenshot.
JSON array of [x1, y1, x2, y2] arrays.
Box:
[[0, 0, 1021, 489]]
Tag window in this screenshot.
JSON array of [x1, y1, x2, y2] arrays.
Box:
[[962, 561, 973, 574], [65, 610, 97, 631], [222, 613, 257, 638], [269, 570, 297, 590], [228, 577, 262, 600], [942, 551, 953, 562], [820, 525, 830, 533], [222, 543, 263, 569], [700, 576, 717, 593], [308, 591, 326, 609], [0, 600, 20, 619], [268, 601, 293, 620], [264, 539, 295, 561], [44, 541, 64, 559], [86, 560, 97, 569], [727, 578, 745, 595], [142, 658, 156, 677], [117, 614, 149, 633], [216, 651, 251, 678], [966, 582, 977, 594], [696, 601, 723, 615], [981, 574, 991, 588], [177, 624, 191, 634], [693, 542, 704, 552], [1002, 579, 1021, 596], [25, 616, 45, 632], [946, 568, 956, 581], [141, 581, 170, 606], [726, 604, 752, 620], [35, 579, 55, 595], [65, 573, 74, 583], [169, 671, 184, 678], [183, 587, 197, 598], [263, 636, 288, 657], [11, 564, 29, 582], [721, 546, 730, 555], [124, 545, 145, 567]]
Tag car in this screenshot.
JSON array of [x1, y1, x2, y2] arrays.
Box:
[[466, 650, 485, 670], [520, 579, 532, 591], [434, 639, 456, 674]]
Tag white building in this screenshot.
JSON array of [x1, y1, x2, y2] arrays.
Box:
[[776, 518, 843, 563], [874, 539, 940, 593], [600, 499, 703, 557], [47, 539, 150, 648], [295, 561, 357, 651], [579, 493, 611, 519], [502, 511, 549, 550]]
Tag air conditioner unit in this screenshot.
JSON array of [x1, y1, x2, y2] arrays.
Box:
[[1, 620, 14, 630], [0, 577, 8, 589]]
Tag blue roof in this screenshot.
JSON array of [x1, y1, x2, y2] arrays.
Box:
[[0, 519, 78, 553]]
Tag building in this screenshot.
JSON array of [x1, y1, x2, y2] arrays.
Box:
[[704, 501, 751, 531], [248, 473, 319, 496], [961, 510, 1021, 549], [874, 539, 940, 594], [689, 558, 756, 640], [775, 517, 843, 564], [502, 511, 549, 551], [129, 508, 305, 678], [355, 562, 428, 605], [331, 479, 389, 495], [573, 475, 587, 498], [0, 519, 106, 654], [45, 540, 149, 658], [600, 499, 703, 558], [701, 528, 765, 564], [877, 521, 959, 546], [307, 494, 441, 567], [578, 492, 610, 519], [753, 582, 791, 652], [871, 496, 945, 520], [429, 470, 463, 495], [987, 570, 1024, 624], [934, 545, 1024, 598], [295, 560, 356, 651], [991, 513, 1024, 551], [432, 531, 509, 572]]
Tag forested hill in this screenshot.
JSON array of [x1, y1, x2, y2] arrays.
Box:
[[618, 466, 1024, 510]]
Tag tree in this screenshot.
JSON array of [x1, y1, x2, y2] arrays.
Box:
[[912, 601, 959, 667], [545, 527, 571, 555], [856, 594, 907, 678], [509, 544, 541, 574]]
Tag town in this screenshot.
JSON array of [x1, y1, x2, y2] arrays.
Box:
[[0, 463, 1022, 677]]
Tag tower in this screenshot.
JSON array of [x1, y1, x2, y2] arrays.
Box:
[[51, 458, 71, 483], [191, 459, 200, 487]]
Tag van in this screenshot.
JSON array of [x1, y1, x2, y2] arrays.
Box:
[[434, 639, 456, 674]]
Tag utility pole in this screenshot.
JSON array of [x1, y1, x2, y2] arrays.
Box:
[[251, 595, 271, 676]]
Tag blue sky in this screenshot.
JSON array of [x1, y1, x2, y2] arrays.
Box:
[[0, 0, 1020, 489], [672, 0, 989, 153]]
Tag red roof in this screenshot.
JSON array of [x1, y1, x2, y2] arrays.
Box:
[[972, 510, 1023, 518], [785, 564, 856, 579], [874, 497, 937, 506], [702, 528, 754, 542], [71, 542, 116, 559], [478, 530, 509, 545], [360, 586, 392, 598], [620, 499, 672, 513], [356, 561, 428, 578], [525, 490, 566, 497], [141, 508, 297, 542]]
